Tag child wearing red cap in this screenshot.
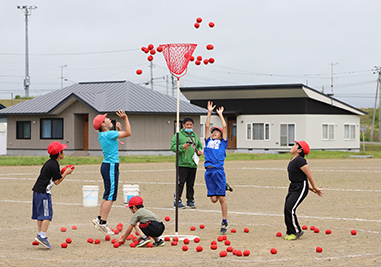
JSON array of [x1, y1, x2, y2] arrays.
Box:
[[92, 110, 131, 235], [118, 196, 165, 247], [32, 141, 74, 248], [284, 140, 323, 240], [204, 101, 231, 235]]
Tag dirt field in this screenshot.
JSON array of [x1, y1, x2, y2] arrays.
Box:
[[1, 159, 380, 266]]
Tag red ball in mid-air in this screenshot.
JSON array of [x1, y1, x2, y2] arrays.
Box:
[[147, 55, 153, 62], [194, 23, 200, 29], [209, 22, 215, 28], [196, 17, 202, 23], [157, 46, 163, 53], [208, 58, 215, 64], [136, 69, 143, 75], [150, 49, 156, 55], [206, 44, 214, 50], [195, 60, 201, 66], [203, 59, 209, 65], [148, 44, 154, 50], [189, 56, 195, 62]]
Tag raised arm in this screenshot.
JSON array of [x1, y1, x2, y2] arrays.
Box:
[[205, 101, 215, 140], [216, 106, 227, 141], [116, 110, 132, 138]]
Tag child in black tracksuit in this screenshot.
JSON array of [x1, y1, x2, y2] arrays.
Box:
[[284, 140, 323, 240]]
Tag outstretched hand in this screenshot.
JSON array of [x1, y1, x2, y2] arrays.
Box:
[[216, 106, 224, 116], [207, 101, 216, 113], [116, 109, 127, 120]]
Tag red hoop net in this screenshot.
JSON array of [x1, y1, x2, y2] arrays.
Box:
[[159, 43, 197, 79]]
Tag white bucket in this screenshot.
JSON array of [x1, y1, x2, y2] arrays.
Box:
[[82, 185, 99, 207], [123, 184, 140, 204]]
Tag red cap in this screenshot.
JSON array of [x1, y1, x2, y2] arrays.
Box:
[[295, 140, 310, 155], [126, 196, 143, 208], [211, 127, 223, 134], [93, 113, 107, 130], [47, 141, 67, 155]]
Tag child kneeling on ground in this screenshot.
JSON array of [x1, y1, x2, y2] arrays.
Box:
[[118, 196, 165, 247]]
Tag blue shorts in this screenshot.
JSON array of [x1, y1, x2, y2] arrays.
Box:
[[31, 192, 53, 221], [101, 163, 119, 201], [205, 168, 226, 197]]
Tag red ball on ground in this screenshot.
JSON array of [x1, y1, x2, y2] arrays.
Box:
[[222, 235, 227, 240], [351, 230, 357, 235], [182, 245, 188, 251], [220, 250, 227, 257], [65, 238, 72, 244], [173, 236, 179, 242], [148, 44, 154, 50], [243, 250, 250, 256], [136, 69, 143, 75], [119, 240, 125, 244], [117, 223, 123, 227], [114, 229, 119, 235], [194, 237, 200, 243], [147, 55, 153, 62], [190, 226, 196, 231], [164, 236, 171, 242], [164, 216, 170, 222], [224, 240, 231, 246], [236, 250, 242, 257], [61, 242, 68, 248], [130, 242, 136, 248], [196, 246, 203, 252], [133, 240, 140, 245], [226, 246, 233, 252], [113, 242, 120, 248], [195, 60, 201, 66], [316, 246, 323, 253], [32, 241, 39, 246], [217, 236, 224, 242], [314, 228, 320, 233], [244, 228, 250, 233], [302, 225, 308, 230], [171, 241, 178, 246], [111, 239, 117, 244], [194, 23, 200, 29], [196, 17, 202, 23], [147, 242, 153, 248], [94, 239, 100, 244], [211, 240, 217, 245], [206, 44, 214, 50], [199, 224, 205, 229], [72, 225, 77, 230], [117, 226, 123, 232], [157, 46, 163, 53], [233, 250, 237, 255], [325, 229, 332, 234], [270, 248, 277, 254], [208, 58, 215, 64], [210, 244, 218, 250], [183, 238, 189, 244], [276, 232, 282, 237], [209, 22, 215, 28], [310, 226, 315, 230], [231, 228, 236, 233], [61, 227, 67, 232], [87, 238, 93, 243]]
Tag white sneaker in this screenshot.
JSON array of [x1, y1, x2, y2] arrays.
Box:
[[92, 217, 101, 230], [98, 223, 114, 235]]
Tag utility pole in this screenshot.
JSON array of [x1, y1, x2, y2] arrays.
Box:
[[150, 61, 154, 90], [371, 67, 381, 142], [328, 62, 339, 96], [60, 65, 67, 89], [17, 5, 37, 97]]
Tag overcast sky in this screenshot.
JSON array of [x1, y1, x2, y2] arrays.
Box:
[[1, 0, 381, 108]]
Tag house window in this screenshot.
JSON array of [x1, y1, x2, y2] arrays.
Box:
[[280, 124, 295, 146], [16, 121, 31, 139], [322, 124, 334, 140], [40, 118, 63, 139], [246, 123, 252, 140], [252, 123, 270, 140], [344, 124, 356, 140]]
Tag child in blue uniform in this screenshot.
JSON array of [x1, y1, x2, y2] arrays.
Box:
[[204, 101, 229, 234]]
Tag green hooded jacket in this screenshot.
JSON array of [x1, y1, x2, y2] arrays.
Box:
[[171, 128, 203, 168]]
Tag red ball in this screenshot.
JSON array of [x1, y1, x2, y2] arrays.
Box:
[[164, 216, 170, 222], [194, 237, 200, 243], [220, 250, 227, 257], [194, 23, 200, 29], [276, 232, 282, 237], [226, 246, 233, 252], [114, 229, 119, 235], [189, 56, 195, 62], [136, 69, 143, 75], [65, 238, 72, 244], [209, 22, 215, 28], [270, 248, 277, 254], [87, 238, 93, 243], [71, 225, 77, 230], [325, 229, 332, 235], [231, 228, 236, 233], [302, 225, 308, 230], [148, 44, 154, 50], [61, 242, 68, 248], [351, 230, 357, 235], [173, 236, 179, 242], [199, 224, 205, 229], [310, 226, 315, 230], [150, 49, 156, 55], [208, 58, 215, 64], [117, 223, 123, 227], [182, 245, 188, 251], [130, 242, 136, 248], [94, 239, 100, 244], [61, 227, 67, 232], [141, 46, 147, 52], [113, 242, 120, 248], [197, 55, 202, 61], [211, 240, 217, 245], [143, 47, 149, 53], [146, 242, 153, 248], [171, 241, 178, 246], [243, 250, 250, 256], [314, 228, 320, 233], [236, 250, 242, 257], [119, 240, 125, 244], [233, 249, 237, 255], [203, 59, 209, 65], [206, 44, 214, 50], [164, 236, 171, 242], [147, 55, 153, 62], [157, 46, 163, 53], [190, 226, 196, 231], [117, 226, 123, 231], [111, 239, 117, 244], [196, 246, 203, 252], [183, 238, 190, 244], [244, 228, 250, 233], [195, 60, 201, 66], [32, 241, 39, 246], [224, 240, 231, 246], [217, 236, 224, 242], [316, 246, 323, 253], [196, 17, 202, 23], [210, 244, 218, 250], [222, 235, 227, 240]]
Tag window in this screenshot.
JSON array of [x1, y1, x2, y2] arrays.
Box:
[[251, 123, 270, 141], [322, 124, 334, 140], [40, 118, 63, 139], [344, 124, 356, 140], [280, 124, 295, 146], [16, 121, 31, 139], [246, 123, 252, 140]]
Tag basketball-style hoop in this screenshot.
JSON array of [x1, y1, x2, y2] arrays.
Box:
[[159, 43, 198, 240]]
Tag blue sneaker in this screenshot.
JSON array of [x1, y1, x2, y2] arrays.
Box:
[[174, 201, 186, 209], [35, 234, 51, 249], [187, 201, 196, 209]]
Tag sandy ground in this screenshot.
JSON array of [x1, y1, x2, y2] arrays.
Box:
[[0, 159, 380, 266]]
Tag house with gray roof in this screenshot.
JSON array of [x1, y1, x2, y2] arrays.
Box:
[[0, 81, 207, 156]]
